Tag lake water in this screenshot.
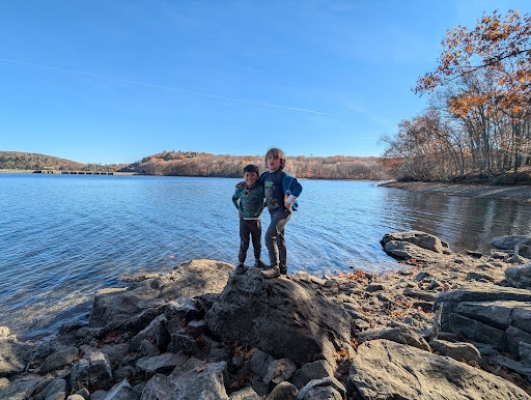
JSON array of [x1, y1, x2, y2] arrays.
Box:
[[1, 174, 530, 340]]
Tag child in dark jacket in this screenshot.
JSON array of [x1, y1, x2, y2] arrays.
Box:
[[259, 148, 303, 279], [232, 164, 267, 274]]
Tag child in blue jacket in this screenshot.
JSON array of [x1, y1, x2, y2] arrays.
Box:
[[259, 147, 303, 279]]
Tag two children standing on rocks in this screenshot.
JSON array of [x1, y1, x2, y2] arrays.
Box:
[[232, 147, 303, 279]]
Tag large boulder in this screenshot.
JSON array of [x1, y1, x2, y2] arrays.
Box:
[[89, 260, 233, 332], [380, 231, 451, 261], [205, 268, 353, 367], [491, 235, 531, 252], [434, 283, 531, 362], [506, 263, 531, 289], [347, 339, 531, 400]]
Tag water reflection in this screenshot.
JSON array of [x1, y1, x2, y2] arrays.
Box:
[[382, 188, 531, 253]]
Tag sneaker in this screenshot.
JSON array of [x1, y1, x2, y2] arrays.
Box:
[[262, 266, 280, 279], [254, 259, 267, 269], [279, 265, 287, 275], [235, 263, 247, 275]]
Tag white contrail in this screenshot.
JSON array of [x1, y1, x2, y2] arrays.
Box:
[[0, 58, 330, 115]]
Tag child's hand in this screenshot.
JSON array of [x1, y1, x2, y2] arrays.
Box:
[[284, 201, 292, 210]]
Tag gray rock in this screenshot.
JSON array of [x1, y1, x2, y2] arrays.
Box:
[[291, 360, 335, 389], [360, 326, 430, 351], [165, 296, 201, 333], [263, 358, 297, 387], [505, 326, 531, 358], [41, 378, 67, 400], [136, 352, 188, 377], [128, 315, 170, 353], [250, 350, 275, 380], [0, 337, 33, 377], [185, 320, 207, 338], [403, 287, 438, 302], [141, 360, 229, 400], [229, 386, 261, 400], [492, 235, 531, 251], [430, 339, 481, 364], [381, 231, 450, 254], [520, 342, 531, 366], [296, 377, 345, 400], [384, 240, 443, 262], [206, 269, 353, 367], [90, 390, 108, 400], [490, 251, 508, 259], [266, 381, 298, 399], [113, 365, 135, 383], [506, 263, 531, 289], [103, 380, 137, 400], [449, 313, 505, 348], [466, 271, 494, 282], [167, 333, 200, 355], [415, 271, 431, 281], [507, 254, 530, 264], [89, 260, 233, 333], [71, 351, 113, 393], [139, 340, 160, 358], [347, 339, 531, 399], [39, 346, 79, 373], [0, 375, 41, 400], [75, 387, 90, 399]]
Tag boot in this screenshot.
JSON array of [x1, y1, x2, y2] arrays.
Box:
[[262, 266, 280, 279], [235, 263, 247, 275], [254, 259, 267, 269]]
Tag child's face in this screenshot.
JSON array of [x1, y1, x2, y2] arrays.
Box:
[[244, 171, 258, 187], [267, 156, 281, 172]]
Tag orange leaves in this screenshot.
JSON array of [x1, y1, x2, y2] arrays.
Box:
[[337, 269, 370, 282], [334, 348, 349, 362]]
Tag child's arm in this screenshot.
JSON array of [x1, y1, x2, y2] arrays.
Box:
[[282, 173, 302, 210], [232, 187, 242, 210]]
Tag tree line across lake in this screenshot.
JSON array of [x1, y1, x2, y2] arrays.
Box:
[[0, 150, 390, 181]]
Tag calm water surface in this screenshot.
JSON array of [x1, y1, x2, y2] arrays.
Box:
[[1, 174, 530, 339]]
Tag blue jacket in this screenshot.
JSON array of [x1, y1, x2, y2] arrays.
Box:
[[259, 170, 302, 212]]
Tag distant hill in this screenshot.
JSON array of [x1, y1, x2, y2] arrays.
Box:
[[0, 151, 126, 171], [119, 150, 391, 180], [1, 150, 391, 180]]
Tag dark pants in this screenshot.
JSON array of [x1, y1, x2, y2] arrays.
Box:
[[238, 218, 262, 263], [265, 209, 291, 268]]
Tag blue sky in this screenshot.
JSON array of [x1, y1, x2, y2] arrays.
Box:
[[2, 0, 531, 164]]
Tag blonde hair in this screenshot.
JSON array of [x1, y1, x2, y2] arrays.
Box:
[[265, 147, 286, 170]]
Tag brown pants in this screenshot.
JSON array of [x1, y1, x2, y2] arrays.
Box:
[[238, 218, 262, 263]]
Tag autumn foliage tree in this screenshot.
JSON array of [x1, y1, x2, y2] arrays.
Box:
[[384, 10, 531, 182]]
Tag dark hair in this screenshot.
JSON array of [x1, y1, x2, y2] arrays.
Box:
[[264, 147, 286, 170], [243, 164, 260, 175]]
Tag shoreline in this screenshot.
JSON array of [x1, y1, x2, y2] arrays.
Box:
[[2, 233, 531, 398], [380, 180, 531, 203]]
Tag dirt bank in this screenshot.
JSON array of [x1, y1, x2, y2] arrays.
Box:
[[380, 181, 531, 203]]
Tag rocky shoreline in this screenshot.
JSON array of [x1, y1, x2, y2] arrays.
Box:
[[380, 180, 531, 203], [1, 232, 531, 399]]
